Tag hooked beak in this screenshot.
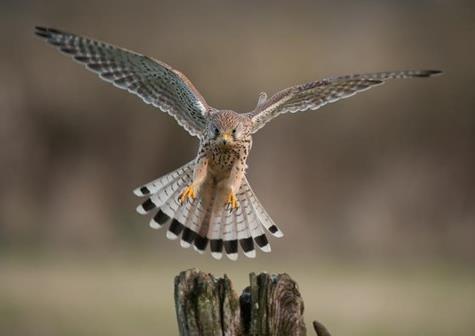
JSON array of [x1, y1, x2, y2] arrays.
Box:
[[220, 132, 233, 145]]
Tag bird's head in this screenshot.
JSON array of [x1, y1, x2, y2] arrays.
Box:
[[207, 110, 252, 146]]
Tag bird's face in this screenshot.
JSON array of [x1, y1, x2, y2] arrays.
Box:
[[207, 110, 251, 146]]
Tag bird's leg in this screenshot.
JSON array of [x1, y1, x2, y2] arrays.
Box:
[[178, 185, 196, 204], [224, 160, 246, 211], [178, 157, 208, 205], [226, 193, 239, 210]]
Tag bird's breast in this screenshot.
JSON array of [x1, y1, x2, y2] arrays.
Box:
[[208, 146, 239, 175], [206, 142, 247, 180]]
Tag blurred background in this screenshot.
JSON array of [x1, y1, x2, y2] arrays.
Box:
[[1, 0, 474, 335]]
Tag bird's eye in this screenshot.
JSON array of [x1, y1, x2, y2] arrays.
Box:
[[232, 128, 237, 134], [214, 127, 219, 135]]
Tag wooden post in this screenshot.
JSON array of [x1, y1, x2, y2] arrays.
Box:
[[174, 269, 241, 335], [174, 269, 330, 336]]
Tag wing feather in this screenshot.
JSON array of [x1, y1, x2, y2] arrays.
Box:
[[35, 27, 209, 137], [250, 70, 442, 133]]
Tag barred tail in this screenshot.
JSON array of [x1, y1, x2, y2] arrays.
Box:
[[134, 164, 283, 260]]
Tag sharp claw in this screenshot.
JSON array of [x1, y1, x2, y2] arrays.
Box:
[[225, 192, 239, 212], [178, 185, 196, 205]]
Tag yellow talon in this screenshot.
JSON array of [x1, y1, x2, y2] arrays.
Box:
[[226, 192, 239, 210], [178, 185, 196, 204]]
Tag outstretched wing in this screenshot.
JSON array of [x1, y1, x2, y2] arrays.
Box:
[[249, 70, 441, 133], [35, 27, 209, 138]]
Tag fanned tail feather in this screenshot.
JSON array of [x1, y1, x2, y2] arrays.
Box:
[[134, 164, 283, 259], [241, 177, 284, 238]]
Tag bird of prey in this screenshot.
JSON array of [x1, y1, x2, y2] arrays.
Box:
[[35, 27, 441, 260]]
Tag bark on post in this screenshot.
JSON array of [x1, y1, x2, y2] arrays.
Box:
[[174, 269, 318, 336], [174, 269, 241, 335]]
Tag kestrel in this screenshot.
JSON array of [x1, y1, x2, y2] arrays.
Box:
[[35, 27, 441, 260]]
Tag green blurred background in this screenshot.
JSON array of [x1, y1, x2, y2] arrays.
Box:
[[1, 0, 474, 335]]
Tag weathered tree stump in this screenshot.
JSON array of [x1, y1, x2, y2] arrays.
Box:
[[174, 269, 330, 336], [174, 269, 241, 335]]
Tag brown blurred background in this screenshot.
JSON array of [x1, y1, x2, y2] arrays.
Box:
[[1, 0, 474, 335]]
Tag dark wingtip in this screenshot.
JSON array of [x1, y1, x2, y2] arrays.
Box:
[[417, 69, 443, 77], [34, 26, 65, 39], [34, 26, 50, 38]]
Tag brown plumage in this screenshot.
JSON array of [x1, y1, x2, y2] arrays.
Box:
[[35, 26, 442, 260]]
